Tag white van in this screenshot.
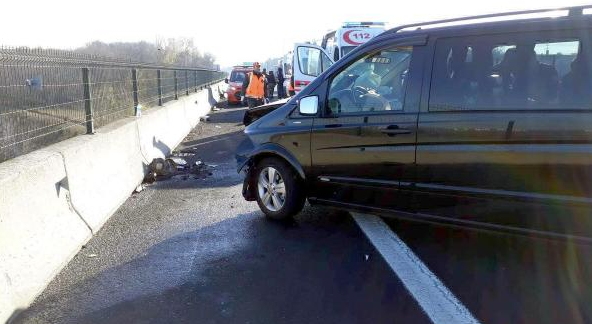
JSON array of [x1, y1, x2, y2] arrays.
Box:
[[321, 22, 386, 62]]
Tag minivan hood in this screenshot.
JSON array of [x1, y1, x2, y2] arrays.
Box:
[[245, 97, 297, 132]]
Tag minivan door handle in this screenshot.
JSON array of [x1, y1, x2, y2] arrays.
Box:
[[324, 123, 342, 128], [380, 125, 411, 136]]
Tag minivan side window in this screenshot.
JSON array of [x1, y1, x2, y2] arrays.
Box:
[[327, 46, 413, 115], [430, 33, 589, 111]]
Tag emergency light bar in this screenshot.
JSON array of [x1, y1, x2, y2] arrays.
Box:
[[342, 22, 386, 28], [233, 62, 255, 68]]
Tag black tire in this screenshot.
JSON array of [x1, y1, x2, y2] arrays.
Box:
[[255, 157, 305, 220]]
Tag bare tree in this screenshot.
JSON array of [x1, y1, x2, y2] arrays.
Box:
[[77, 38, 217, 68]]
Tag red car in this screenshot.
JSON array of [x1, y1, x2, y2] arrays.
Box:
[[225, 66, 254, 105]]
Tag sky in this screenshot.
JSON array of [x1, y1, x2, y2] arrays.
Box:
[[1, 0, 589, 67]]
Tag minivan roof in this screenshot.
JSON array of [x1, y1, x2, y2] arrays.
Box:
[[383, 5, 592, 38]]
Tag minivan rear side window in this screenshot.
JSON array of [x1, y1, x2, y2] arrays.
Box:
[[429, 33, 591, 111]]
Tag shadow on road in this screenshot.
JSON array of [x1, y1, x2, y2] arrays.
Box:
[[386, 218, 592, 324], [13, 207, 428, 324], [153, 136, 173, 157], [206, 109, 247, 124]]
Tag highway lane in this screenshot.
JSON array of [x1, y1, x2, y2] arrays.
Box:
[[13, 104, 429, 324], [14, 102, 591, 324]]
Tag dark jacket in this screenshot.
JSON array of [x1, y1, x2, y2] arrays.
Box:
[[277, 67, 285, 82], [267, 72, 277, 84]]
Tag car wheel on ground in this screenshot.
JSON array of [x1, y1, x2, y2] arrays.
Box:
[[255, 157, 305, 220]]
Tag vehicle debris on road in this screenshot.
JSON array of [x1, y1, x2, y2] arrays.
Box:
[[170, 157, 188, 170], [144, 152, 215, 184], [148, 158, 175, 176]]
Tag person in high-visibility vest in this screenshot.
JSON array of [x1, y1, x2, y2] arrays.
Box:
[[241, 62, 266, 108], [288, 75, 296, 97]]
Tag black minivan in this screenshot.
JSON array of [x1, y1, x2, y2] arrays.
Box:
[[236, 6, 592, 238]]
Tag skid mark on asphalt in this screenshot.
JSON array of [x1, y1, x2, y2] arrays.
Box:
[[352, 212, 481, 324]]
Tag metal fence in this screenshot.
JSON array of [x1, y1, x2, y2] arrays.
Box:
[[0, 47, 225, 163]]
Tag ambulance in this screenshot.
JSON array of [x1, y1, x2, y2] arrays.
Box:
[[288, 22, 386, 94], [321, 22, 386, 61]]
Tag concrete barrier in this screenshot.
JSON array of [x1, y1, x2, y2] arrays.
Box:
[[138, 94, 194, 160], [136, 87, 214, 160], [48, 119, 146, 232], [0, 150, 92, 322], [0, 81, 225, 323]]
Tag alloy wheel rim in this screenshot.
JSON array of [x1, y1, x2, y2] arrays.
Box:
[[257, 167, 286, 212]]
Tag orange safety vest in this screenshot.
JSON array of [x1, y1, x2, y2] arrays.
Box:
[[245, 72, 265, 99]]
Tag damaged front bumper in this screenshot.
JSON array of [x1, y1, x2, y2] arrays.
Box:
[[236, 137, 257, 201], [240, 163, 257, 201]]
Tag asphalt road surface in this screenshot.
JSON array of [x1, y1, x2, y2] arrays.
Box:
[[13, 102, 592, 324]]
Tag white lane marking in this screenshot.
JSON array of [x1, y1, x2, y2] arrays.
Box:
[[352, 212, 481, 324]]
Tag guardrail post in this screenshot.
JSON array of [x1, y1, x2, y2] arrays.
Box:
[[131, 69, 139, 112], [185, 70, 189, 96], [82, 67, 94, 134], [174, 70, 178, 100], [157, 69, 162, 106], [194, 71, 198, 92]]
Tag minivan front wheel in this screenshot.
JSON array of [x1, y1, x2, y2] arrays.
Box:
[[255, 158, 305, 220]]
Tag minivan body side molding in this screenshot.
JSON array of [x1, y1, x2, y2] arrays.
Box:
[[318, 175, 592, 206], [416, 142, 592, 152], [414, 183, 592, 205], [317, 175, 400, 187]]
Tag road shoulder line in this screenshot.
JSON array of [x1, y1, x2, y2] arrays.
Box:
[[352, 212, 481, 324]]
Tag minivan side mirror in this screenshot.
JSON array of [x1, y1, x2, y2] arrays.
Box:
[[298, 96, 318, 115], [224, 78, 229, 84]]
